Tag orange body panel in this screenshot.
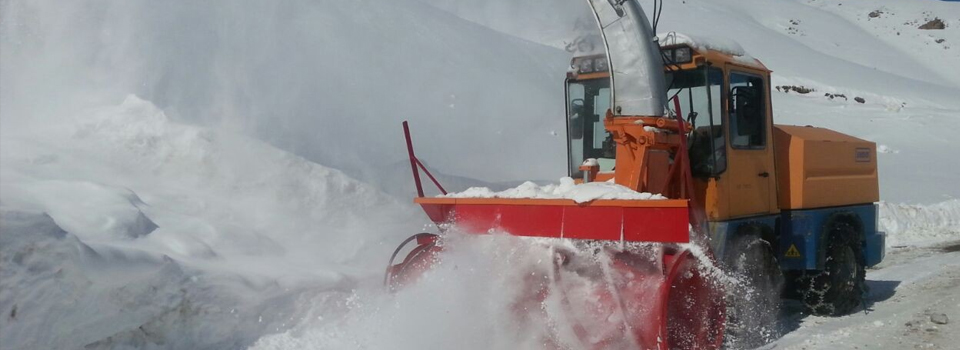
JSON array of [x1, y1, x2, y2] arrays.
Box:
[[773, 125, 879, 209], [695, 179, 726, 221]]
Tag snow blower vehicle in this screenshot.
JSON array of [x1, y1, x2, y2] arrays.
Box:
[[386, 0, 885, 348]]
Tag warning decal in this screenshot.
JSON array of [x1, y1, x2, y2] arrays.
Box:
[[785, 244, 802, 258]]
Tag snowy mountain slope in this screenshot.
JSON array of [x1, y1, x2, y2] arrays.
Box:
[[802, 0, 960, 86], [1, 0, 570, 188], [420, 0, 588, 49]]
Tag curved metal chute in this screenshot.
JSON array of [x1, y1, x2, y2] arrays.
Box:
[[586, 0, 666, 117]]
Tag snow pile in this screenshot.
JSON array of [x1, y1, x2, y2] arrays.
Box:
[[880, 200, 960, 247], [656, 32, 762, 67], [441, 177, 666, 203]]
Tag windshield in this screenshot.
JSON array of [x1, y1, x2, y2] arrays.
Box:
[[666, 67, 725, 177], [566, 78, 613, 178]]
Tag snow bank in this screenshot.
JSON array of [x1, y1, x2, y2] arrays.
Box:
[[441, 177, 666, 203], [880, 200, 960, 247]]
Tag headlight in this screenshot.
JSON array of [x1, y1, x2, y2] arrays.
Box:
[[661, 46, 694, 64], [673, 47, 692, 64], [594, 57, 609, 72], [571, 55, 609, 74], [661, 49, 674, 62], [579, 59, 594, 73]]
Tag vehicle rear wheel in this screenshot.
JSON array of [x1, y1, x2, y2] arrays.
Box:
[[801, 222, 865, 316], [721, 232, 784, 349]]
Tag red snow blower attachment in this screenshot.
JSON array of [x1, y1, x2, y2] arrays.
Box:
[[384, 1, 726, 348], [385, 119, 724, 349]]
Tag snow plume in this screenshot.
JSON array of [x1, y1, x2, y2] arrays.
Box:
[[253, 235, 552, 349], [250, 234, 727, 350], [251, 234, 566, 349]]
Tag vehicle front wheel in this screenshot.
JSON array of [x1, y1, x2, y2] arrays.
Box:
[[722, 232, 784, 348]]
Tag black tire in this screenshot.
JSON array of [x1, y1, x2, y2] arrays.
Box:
[[801, 222, 865, 316], [721, 231, 784, 349]]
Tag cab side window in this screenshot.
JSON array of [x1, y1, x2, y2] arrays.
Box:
[[729, 72, 766, 149]]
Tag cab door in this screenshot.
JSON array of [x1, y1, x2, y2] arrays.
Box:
[[722, 68, 779, 218]]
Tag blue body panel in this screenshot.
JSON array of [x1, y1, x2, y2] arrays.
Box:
[[708, 215, 778, 259], [777, 204, 884, 270], [710, 204, 885, 272]]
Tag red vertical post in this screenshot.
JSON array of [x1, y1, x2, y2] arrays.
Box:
[[403, 121, 425, 198]]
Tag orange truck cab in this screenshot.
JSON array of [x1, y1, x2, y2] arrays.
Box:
[[565, 37, 884, 316]]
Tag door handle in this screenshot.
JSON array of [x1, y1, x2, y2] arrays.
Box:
[[758, 172, 770, 178]]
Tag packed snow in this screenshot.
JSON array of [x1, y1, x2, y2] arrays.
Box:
[[441, 177, 666, 203], [2, 0, 959, 349], [656, 32, 749, 58]]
